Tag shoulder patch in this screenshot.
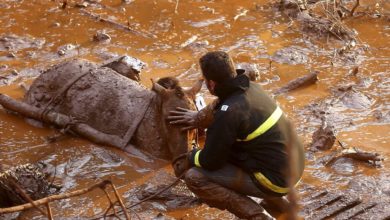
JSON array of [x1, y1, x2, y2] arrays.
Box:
[[221, 105, 229, 111]]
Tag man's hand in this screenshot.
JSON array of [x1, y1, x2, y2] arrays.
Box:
[[168, 107, 198, 131]]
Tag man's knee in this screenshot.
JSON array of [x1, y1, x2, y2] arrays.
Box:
[[184, 167, 209, 190]]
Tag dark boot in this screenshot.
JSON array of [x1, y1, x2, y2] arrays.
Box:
[[185, 168, 274, 220]]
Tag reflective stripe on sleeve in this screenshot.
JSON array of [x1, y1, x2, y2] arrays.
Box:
[[194, 150, 202, 167]]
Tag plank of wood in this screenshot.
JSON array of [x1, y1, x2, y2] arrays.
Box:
[[306, 195, 362, 220], [334, 201, 377, 220], [352, 201, 390, 220], [302, 192, 343, 214]]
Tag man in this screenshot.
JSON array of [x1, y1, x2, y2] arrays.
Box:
[[169, 51, 305, 219]]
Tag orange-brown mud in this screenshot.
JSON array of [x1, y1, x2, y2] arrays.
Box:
[[0, 0, 389, 219]]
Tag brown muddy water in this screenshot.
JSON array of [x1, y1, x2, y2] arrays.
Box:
[[0, 0, 389, 219]]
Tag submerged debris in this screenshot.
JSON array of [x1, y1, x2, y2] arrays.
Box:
[[272, 46, 310, 65], [310, 121, 336, 151], [274, 71, 319, 95], [0, 35, 45, 52], [93, 31, 111, 43], [124, 170, 199, 212], [0, 163, 58, 208], [325, 147, 384, 167]]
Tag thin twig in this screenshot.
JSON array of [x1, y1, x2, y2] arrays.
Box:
[[110, 182, 131, 220], [46, 203, 53, 220], [174, 0, 179, 14], [102, 189, 119, 219], [350, 0, 360, 17], [8, 177, 48, 217], [0, 180, 111, 214]]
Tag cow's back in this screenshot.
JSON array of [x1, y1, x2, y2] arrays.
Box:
[[25, 59, 153, 147]]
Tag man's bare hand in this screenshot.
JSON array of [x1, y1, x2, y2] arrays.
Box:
[[168, 107, 198, 131]]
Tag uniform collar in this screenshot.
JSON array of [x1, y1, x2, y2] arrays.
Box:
[[214, 72, 250, 100]]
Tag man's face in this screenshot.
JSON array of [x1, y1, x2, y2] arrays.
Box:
[[205, 78, 216, 95]]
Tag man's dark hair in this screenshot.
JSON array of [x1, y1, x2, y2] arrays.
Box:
[[199, 51, 236, 83]]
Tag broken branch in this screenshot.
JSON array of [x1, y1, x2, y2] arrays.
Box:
[[274, 71, 319, 96], [79, 9, 156, 39]]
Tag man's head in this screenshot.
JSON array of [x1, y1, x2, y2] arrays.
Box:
[[199, 51, 236, 95]]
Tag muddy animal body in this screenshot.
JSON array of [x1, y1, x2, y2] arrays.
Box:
[[25, 59, 200, 160]]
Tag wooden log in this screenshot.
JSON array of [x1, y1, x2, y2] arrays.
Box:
[[0, 94, 123, 148], [274, 71, 319, 96]]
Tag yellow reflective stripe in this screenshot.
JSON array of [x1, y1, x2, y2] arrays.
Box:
[[254, 172, 300, 194], [238, 106, 283, 142], [254, 172, 288, 193], [194, 150, 202, 167]]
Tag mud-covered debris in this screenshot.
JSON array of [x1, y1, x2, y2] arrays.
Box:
[[136, 183, 199, 210], [0, 35, 45, 52], [6, 52, 16, 58], [310, 122, 336, 151], [272, 46, 310, 65], [334, 85, 373, 109], [302, 192, 343, 214], [237, 63, 260, 81], [152, 212, 166, 220], [306, 195, 362, 220], [334, 201, 377, 220], [103, 55, 146, 81], [10, 70, 18, 76], [0, 163, 58, 208], [75, 1, 89, 8], [340, 147, 383, 165], [124, 170, 199, 212], [57, 44, 77, 56], [301, 178, 390, 220], [274, 71, 319, 95], [346, 200, 390, 220], [234, 8, 249, 21], [93, 31, 111, 43], [180, 35, 198, 48], [186, 16, 226, 28], [51, 22, 61, 28], [0, 64, 8, 72]]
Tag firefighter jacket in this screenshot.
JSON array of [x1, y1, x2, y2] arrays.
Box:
[[189, 73, 305, 195]]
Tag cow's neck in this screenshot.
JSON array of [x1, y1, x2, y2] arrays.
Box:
[[131, 92, 171, 159]]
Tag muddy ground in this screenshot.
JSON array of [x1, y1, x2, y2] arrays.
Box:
[[0, 0, 389, 219]]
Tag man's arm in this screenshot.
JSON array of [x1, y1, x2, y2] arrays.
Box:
[[189, 104, 240, 170], [168, 99, 219, 130]]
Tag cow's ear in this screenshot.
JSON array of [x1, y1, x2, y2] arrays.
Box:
[[185, 79, 203, 99], [151, 78, 168, 97]]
